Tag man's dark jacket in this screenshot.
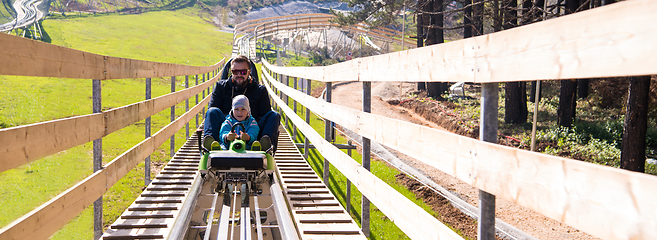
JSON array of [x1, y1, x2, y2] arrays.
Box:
[[208, 76, 271, 122]]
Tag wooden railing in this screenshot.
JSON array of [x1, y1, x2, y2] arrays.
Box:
[[259, 0, 657, 239], [0, 32, 224, 239], [234, 13, 416, 49]]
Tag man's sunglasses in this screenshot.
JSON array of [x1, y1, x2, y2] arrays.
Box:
[[231, 69, 249, 75]]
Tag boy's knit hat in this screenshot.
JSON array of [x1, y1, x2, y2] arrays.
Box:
[[232, 95, 250, 115]]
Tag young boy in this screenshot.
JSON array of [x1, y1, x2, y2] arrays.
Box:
[[218, 95, 260, 150]]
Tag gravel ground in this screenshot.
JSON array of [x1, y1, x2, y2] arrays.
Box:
[[245, 1, 355, 20]]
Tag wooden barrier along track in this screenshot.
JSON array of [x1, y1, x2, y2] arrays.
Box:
[[103, 133, 202, 239], [275, 126, 366, 239]]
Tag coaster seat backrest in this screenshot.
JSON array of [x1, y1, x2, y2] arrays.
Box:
[[220, 57, 259, 83]]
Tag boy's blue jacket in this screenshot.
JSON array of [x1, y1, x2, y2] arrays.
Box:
[[219, 114, 259, 150]]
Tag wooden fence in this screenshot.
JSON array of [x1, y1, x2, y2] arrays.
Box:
[[0, 32, 224, 239], [233, 13, 416, 50], [258, 0, 657, 239]]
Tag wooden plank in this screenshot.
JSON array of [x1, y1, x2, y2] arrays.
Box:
[[102, 228, 164, 239], [154, 176, 195, 180], [277, 164, 310, 167], [121, 214, 175, 219], [111, 224, 167, 229], [283, 179, 322, 184], [276, 161, 309, 164], [278, 167, 313, 171], [279, 171, 316, 175], [292, 202, 340, 208], [134, 199, 183, 204], [266, 59, 657, 239], [111, 217, 173, 227], [159, 171, 197, 175], [0, 113, 104, 173], [285, 184, 327, 189], [165, 163, 199, 166], [294, 213, 353, 222], [287, 189, 330, 194], [141, 191, 187, 197], [265, 74, 465, 240], [281, 175, 320, 179], [162, 167, 198, 171], [128, 204, 179, 211], [0, 33, 224, 79], [299, 223, 361, 234], [295, 209, 345, 214], [147, 187, 190, 191], [0, 78, 214, 174], [150, 181, 192, 185]]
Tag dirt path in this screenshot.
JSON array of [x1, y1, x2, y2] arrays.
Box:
[[331, 81, 598, 240]]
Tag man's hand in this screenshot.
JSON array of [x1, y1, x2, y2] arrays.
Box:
[[226, 132, 237, 141]]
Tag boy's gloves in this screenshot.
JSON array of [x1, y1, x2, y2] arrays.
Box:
[[226, 132, 237, 141], [241, 133, 250, 142], [226, 131, 250, 142]]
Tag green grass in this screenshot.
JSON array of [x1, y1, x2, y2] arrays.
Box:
[[0, 6, 231, 239]]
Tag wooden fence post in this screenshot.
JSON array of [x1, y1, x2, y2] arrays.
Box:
[[479, 83, 498, 240], [185, 75, 189, 139], [304, 78, 311, 159], [293, 77, 298, 141], [284, 75, 289, 127], [323, 82, 332, 184], [145, 78, 151, 186], [92, 79, 102, 240], [170, 76, 175, 158], [202, 73, 206, 119], [361, 81, 371, 238], [195, 75, 199, 129], [346, 140, 352, 214]]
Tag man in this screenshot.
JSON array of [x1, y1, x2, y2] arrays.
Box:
[[203, 55, 280, 152]]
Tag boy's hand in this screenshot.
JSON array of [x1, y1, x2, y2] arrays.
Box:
[[227, 132, 237, 141], [240, 133, 251, 142]]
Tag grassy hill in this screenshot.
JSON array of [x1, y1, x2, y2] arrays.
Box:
[[0, 7, 232, 239]]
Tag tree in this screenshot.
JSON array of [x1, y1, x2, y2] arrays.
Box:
[[423, 0, 448, 99], [502, 0, 528, 124], [464, 0, 484, 38], [417, 0, 427, 91], [504, 82, 528, 124], [557, 0, 584, 127], [557, 80, 577, 127], [620, 76, 651, 172]]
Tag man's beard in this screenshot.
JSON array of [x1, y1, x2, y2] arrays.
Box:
[[233, 76, 249, 88]]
